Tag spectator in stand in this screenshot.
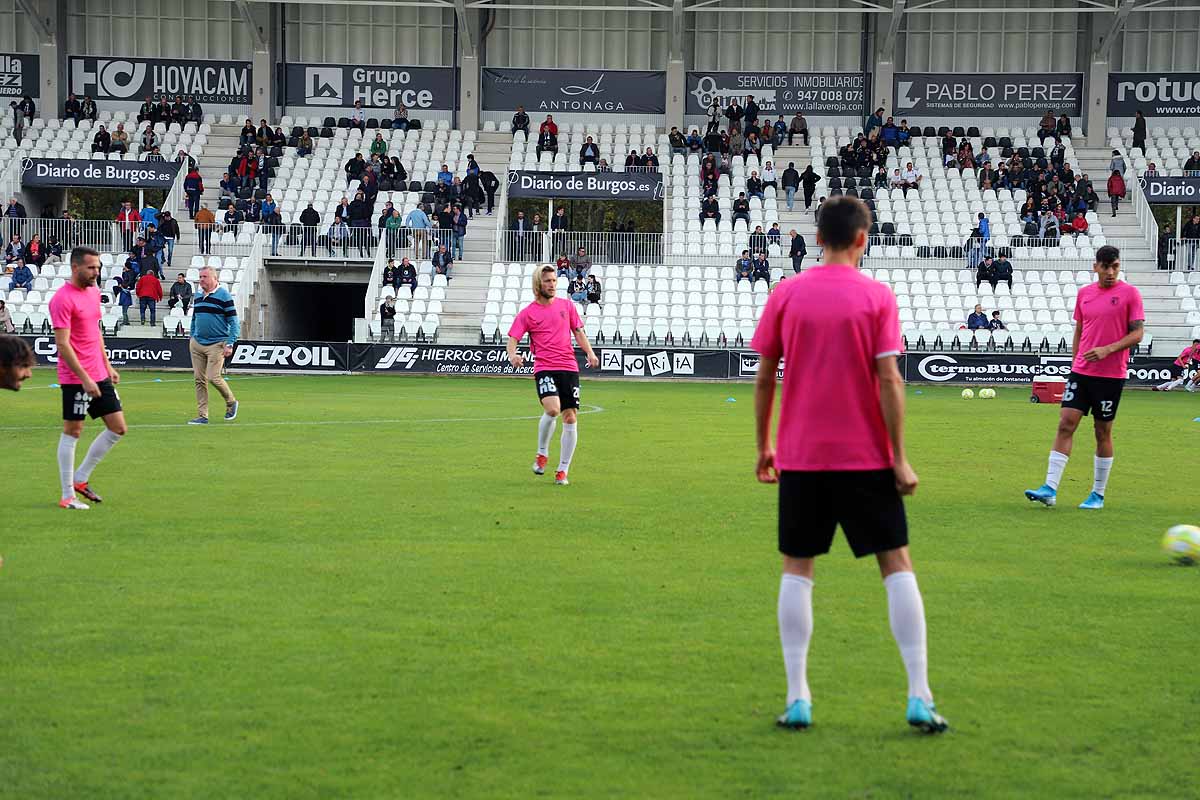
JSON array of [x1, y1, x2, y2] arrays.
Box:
[[218, 172, 237, 204], [158, 211, 179, 267], [902, 162, 923, 194], [642, 147, 659, 169], [382, 208, 404, 259], [814, 195, 827, 224], [104, 122, 127, 155], [195, 204, 216, 255], [539, 115, 558, 137], [24, 233, 44, 268], [992, 254, 1013, 289], [1182, 214, 1200, 270], [481, 170, 499, 215], [752, 251, 770, 283], [732, 192, 751, 225], [43, 234, 62, 265], [788, 229, 807, 273], [451, 204, 469, 261], [64, 93, 82, 125], [350, 100, 366, 132], [724, 98, 744, 132], [4, 198, 25, 239], [977, 212, 991, 243], [579, 136, 600, 167], [145, 146, 167, 163], [761, 161, 777, 189], [222, 205, 244, 237], [16, 94, 33, 125], [431, 244, 453, 280], [699, 193, 721, 226], [880, 116, 898, 146], [137, 96, 155, 124], [379, 296, 396, 340], [382, 259, 397, 289], [168, 273, 193, 313], [1037, 109, 1056, 143], [1107, 169, 1126, 217], [511, 105, 530, 136], [705, 97, 721, 134], [988, 311, 1006, 331], [568, 275, 587, 303], [344, 152, 366, 187], [735, 250, 753, 283], [135, 268, 162, 324], [975, 256, 996, 290], [1184, 152, 1200, 173], [780, 162, 801, 211], [767, 222, 782, 248], [800, 165, 821, 211], [182, 166, 203, 219], [536, 126, 558, 159], [749, 224, 768, 255], [369, 132, 387, 159], [0, 299, 15, 333], [297, 130, 314, 158], [1069, 211, 1089, 239], [1132, 110, 1147, 154], [1039, 208, 1060, 241], [327, 217, 351, 257], [170, 96, 186, 125], [967, 304, 989, 330], [788, 112, 808, 146], [436, 163, 453, 185], [686, 128, 703, 154], [117, 201, 141, 252], [746, 170, 764, 200], [186, 96, 202, 123], [298, 203, 320, 256], [668, 126, 686, 155], [392, 103, 409, 131], [8, 100, 23, 146], [405, 203, 432, 258], [91, 124, 111, 154], [585, 274, 602, 307], [397, 257, 417, 293], [865, 107, 883, 137], [1055, 114, 1072, 140], [263, 205, 283, 256], [7, 258, 32, 291], [1108, 149, 1126, 177], [770, 115, 786, 147], [568, 247, 592, 280]]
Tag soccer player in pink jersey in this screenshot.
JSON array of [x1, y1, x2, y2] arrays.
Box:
[[506, 264, 599, 485], [1025, 245, 1144, 510], [1153, 339, 1199, 392], [47, 247, 127, 509], [751, 197, 948, 733]]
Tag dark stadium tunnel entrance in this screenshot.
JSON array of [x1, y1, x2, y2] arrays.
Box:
[[268, 280, 366, 342]]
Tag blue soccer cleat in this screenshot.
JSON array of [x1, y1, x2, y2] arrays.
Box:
[[187, 417, 209, 425], [776, 699, 812, 730], [1078, 491, 1105, 510], [906, 697, 949, 733], [1024, 484, 1057, 507]]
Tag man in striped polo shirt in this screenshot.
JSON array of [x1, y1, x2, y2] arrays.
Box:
[[188, 266, 240, 424]]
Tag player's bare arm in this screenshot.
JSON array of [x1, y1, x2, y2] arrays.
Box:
[[876, 355, 917, 496], [1083, 319, 1144, 362], [1070, 320, 1082, 360], [505, 336, 524, 369], [97, 330, 119, 384], [753, 355, 778, 484], [572, 326, 599, 368], [54, 326, 100, 398]]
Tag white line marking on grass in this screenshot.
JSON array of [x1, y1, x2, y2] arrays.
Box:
[[23, 375, 290, 390], [0, 405, 606, 432]]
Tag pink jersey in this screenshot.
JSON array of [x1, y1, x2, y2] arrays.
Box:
[[48, 283, 107, 385], [751, 264, 902, 472], [1174, 344, 1200, 368], [1072, 281, 1144, 379], [507, 297, 582, 373]]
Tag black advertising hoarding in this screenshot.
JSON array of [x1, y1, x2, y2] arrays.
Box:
[[366, 344, 729, 378], [0, 54, 39, 98], [1108, 73, 1200, 117], [481, 68, 666, 114], [1138, 176, 1200, 204], [685, 72, 864, 116], [506, 170, 664, 200], [902, 352, 1175, 387], [282, 63, 456, 110], [20, 158, 181, 189], [68, 56, 251, 105], [22, 337, 349, 372], [893, 73, 1083, 116]]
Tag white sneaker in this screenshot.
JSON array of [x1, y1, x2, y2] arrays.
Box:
[[59, 498, 89, 510]]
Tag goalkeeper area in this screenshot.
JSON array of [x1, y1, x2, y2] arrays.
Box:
[[1, 371, 1198, 797]]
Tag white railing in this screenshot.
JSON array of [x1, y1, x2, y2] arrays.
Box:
[[1128, 175, 1159, 256], [493, 181, 509, 265], [0, 157, 18, 202], [499, 230, 666, 265], [163, 161, 188, 219], [362, 231, 390, 322], [238, 232, 264, 327], [4, 217, 123, 253]]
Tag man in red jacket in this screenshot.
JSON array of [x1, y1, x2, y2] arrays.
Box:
[[135, 270, 162, 324], [116, 200, 141, 252]]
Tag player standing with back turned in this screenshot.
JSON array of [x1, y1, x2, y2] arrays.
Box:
[[507, 264, 599, 485], [751, 196, 948, 733], [48, 247, 128, 509], [1024, 245, 1143, 509]]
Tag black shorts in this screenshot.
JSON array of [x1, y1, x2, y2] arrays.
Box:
[[1061, 371, 1124, 422], [1168, 362, 1186, 379], [61, 379, 123, 421], [778, 470, 908, 559], [534, 370, 580, 410]]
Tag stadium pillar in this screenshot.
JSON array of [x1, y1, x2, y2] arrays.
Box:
[[1086, 60, 1110, 148], [37, 40, 59, 120], [459, 53, 480, 132], [251, 50, 271, 122], [666, 59, 684, 129], [873, 61, 894, 118]]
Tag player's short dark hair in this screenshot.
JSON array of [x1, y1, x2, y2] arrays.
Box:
[[0, 335, 34, 368], [70, 246, 100, 266], [1095, 245, 1120, 265], [816, 196, 871, 250]]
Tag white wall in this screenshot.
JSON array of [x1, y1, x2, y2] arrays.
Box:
[[0, 0, 39, 52], [1112, 10, 1200, 72], [283, 4, 454, 66], [66, 0, 254, 60], [688, 0, 864, 72], [484, 1, 669, 70], [897, 0, 1080, 73]]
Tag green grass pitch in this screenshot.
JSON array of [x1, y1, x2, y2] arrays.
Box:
[[1, 370, 1198, 798]]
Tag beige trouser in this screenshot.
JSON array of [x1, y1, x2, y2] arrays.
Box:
[[190, 339, 236, 419]]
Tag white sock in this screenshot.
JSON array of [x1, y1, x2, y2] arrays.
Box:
[[1163, 376, 1187, 390], [778, 573, 814, 704], [1093, 456, 1113, 496], [58, 433, 79, 500], [1045, 450, 1069, 490], [884, 571, 932, 704], [75, 429, 122, 484], [536, 413, 556, 456], [558, 422, 577, 473]]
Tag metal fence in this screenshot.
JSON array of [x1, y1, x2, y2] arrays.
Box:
[[1163, 238, 1200, 272], [261, 224, 443, 262], [499, 230, 664, 265], [2, 217, 125, 254]]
